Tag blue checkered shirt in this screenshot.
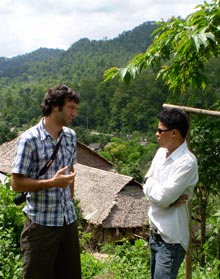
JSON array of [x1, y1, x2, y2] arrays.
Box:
[[12, 119, 77, 226]]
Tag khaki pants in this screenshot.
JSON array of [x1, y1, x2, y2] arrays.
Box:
[[21, 218, 81, 279]]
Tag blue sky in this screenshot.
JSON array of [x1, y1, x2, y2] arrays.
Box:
[[0, 0, 205, 58]]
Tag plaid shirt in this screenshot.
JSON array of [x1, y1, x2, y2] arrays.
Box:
[[12, 119, 77, 226]]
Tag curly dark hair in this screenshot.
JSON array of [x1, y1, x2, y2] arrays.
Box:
[[41, 84, 80, 116]]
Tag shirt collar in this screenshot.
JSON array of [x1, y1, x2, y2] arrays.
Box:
[[37, 118, 48, 141], [168, 140, 188, 161], [38, 118, 65, 141]]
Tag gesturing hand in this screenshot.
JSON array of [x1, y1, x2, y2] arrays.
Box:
[[52, 166, 76, 188]]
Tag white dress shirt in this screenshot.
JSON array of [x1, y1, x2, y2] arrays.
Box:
[[143, 141, 198, 251]]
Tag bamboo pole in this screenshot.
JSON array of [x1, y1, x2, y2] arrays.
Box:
[[163, 103, 220, 116]]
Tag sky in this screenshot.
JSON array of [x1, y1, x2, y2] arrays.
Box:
[[0, 0, 205, 58]]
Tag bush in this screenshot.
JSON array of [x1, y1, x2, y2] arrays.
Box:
[[0, 177, 24, 278], [99, 239, 151, 279], [81, 251, 106, 279], [0, 228, 22, 279]]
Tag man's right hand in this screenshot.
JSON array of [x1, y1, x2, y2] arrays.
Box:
[[52, 166, 76, 188]]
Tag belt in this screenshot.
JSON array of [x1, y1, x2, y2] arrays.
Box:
[[150, 228, 165, 243]]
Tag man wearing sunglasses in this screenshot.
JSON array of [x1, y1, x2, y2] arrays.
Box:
[[11, 85, 81, 279], [143, 108, 198, 279]]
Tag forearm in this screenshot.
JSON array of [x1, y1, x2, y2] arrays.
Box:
[[11, 173, 56, 192], [144, 176, 191, 208], [12, 165, 76, 193], [143, 176, 179, 208]]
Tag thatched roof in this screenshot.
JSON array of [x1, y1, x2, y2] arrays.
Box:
[[0, 137, 114, 174], [77, 141, 114, 171], [0, 137, 17, 174], [75, 164, 149, 228], [103, 192, 149, 228]]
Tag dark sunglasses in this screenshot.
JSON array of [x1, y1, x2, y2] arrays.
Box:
[[157, 128, 173, 134]]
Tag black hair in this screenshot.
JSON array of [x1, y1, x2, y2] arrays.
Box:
[[159, 108, 189, 138], [41, 84, 80, 116]]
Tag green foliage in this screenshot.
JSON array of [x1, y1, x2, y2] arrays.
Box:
[[0, 228, 22, 279], [0, 123, 17, 144], [99, 137, 157, 182], [191, 113, 220, 198], [98, 239, 150, 279], [177, 260, 220, 279], [201, 197, 220, 263], [0, 178, 24, 279], [105, 0, 220, 93], [81, 252, 106, 279], [190, 113, 220, 265], [75, 126, 112, 147], [191, 116, 220, 188]]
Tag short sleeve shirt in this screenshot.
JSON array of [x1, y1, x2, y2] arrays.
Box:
[[12, 119, 77, 226]]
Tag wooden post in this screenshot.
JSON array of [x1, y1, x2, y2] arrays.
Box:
[[185, 111, 192, 279], [185, 204, 192, 279], [217, 227, 220, 278]]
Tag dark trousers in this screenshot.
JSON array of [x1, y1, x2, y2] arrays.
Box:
[[20, 218, 81, 279]]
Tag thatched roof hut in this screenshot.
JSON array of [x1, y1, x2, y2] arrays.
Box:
[[75, 164, 148, 228]]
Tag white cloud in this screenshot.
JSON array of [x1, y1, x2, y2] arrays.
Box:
[[0, 0, 205, 58]]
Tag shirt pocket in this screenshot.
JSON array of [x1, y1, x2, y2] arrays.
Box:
[[61, 143, 76, 167]]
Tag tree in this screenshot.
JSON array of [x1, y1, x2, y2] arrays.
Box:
[[188, 113, 220, 267], [104, 0, 220, 93]]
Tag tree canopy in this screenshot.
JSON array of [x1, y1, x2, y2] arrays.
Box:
[[104, 0, 220, 93]]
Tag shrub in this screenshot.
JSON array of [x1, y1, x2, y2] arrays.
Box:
[[81, 251, 106, 279], [0, 177, 24, 278], [99, 239, 151, 279]]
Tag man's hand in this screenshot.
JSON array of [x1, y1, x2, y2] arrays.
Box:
[[170, 194, 188, 207], [52, 166, 76, 188]]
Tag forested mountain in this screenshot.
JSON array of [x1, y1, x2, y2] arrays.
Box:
[[0, 48, 64, 79], [0, 20, 219, 144], [0, 21, 156, 83]]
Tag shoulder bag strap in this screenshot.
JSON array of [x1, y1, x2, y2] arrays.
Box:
[[38, 135, 63, 178]]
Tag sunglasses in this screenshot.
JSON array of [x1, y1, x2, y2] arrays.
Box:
[[157, 128, 173, 134]]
